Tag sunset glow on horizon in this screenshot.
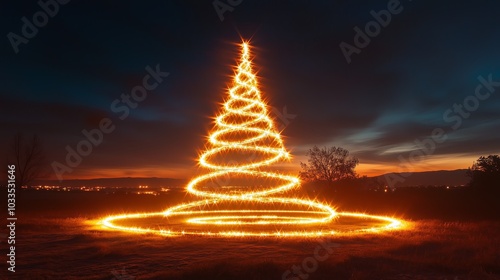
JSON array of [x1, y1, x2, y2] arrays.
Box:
[[52, 154, 476, 181], [4, 1, 499, 278], [99, 41, 407, 237]]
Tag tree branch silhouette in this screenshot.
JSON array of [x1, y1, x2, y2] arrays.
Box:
[[10, 133, 47, 187]]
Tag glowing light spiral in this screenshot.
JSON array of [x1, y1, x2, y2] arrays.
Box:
[[189, 42, 298, 200], [179, 41, 336, 227], [98, 41, 407, 237]]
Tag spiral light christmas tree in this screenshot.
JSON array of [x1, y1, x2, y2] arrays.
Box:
[[99, 41, 406, 237]]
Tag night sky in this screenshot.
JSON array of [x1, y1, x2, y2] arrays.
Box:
[[1, 0, 499, 180]]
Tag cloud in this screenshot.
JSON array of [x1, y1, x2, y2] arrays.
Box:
[[2, 0, 500, 178]]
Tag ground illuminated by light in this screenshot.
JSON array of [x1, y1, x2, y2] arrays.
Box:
[[98, 41, 408, 237]]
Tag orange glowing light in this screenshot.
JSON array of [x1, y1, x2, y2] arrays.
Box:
[[98, 41, 407, 237]]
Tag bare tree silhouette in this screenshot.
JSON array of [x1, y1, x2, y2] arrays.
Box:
[[299, 145, 359, 184], [10, 133, 48, 187]]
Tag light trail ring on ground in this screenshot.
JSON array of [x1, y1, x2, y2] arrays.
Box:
[[100, 207, 406, 237], [98, 41, 408, 238]]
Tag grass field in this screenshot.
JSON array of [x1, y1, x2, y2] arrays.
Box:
[[4, 189, 500, 279]]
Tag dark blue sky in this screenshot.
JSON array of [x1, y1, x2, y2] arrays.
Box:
[[1, 0, 499, 179]]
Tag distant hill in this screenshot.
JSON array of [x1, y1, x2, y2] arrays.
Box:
[[373, 169, 469, 187], [31, 169, 469, 189], [32, 177, 186, 188]]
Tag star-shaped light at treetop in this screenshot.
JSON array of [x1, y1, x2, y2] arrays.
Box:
[[98, 41, 407, 237]]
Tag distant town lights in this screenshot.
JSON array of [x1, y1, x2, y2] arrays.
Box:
[[99, 41, 407, 237]]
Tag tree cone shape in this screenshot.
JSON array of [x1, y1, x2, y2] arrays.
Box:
[[178, 41, 336, 226], [100, 41, 406, 237]]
